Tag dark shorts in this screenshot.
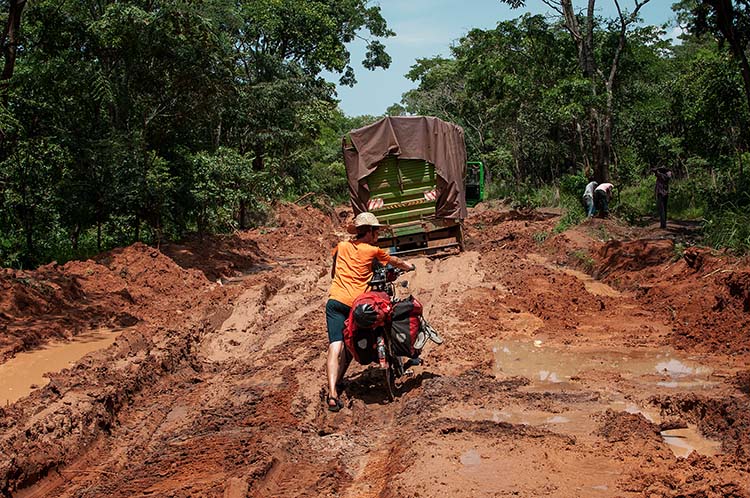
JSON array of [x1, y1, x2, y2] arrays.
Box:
[[326, 299, 351, 343]]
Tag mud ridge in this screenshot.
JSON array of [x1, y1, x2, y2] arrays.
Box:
[[0, 302, 234, 494]]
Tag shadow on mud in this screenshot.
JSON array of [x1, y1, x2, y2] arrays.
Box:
[[344, 367, 441, 405], [477, 208, 558, 225], [161, 233, 271, 281]]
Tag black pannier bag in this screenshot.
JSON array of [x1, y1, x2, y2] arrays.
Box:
[[389, 295, 424, 358], [349, 327, 382, 365]]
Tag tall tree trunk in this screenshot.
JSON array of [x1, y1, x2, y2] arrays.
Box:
[[71, 224, 80, 253], [575, 120, 591, 176], [0, 0, 26, 87], [252, 145, 264, 171], [555, 0, 650, 182], [198, 207, 205, 240], [707, 0, 750, 115], [560, 0, 604, 180]]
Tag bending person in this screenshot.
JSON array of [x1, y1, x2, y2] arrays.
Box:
[[594, 182, 614, 218]]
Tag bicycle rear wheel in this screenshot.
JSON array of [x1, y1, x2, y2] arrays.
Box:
[[384, 364, 396, 402]]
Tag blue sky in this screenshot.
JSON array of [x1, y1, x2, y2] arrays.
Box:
[[327, 0, 679, 117]]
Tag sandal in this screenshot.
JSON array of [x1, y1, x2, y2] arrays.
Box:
[[327, 396, 344, 412]]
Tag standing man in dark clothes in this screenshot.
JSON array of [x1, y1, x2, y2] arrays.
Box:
[[652, 167, 672, 229]]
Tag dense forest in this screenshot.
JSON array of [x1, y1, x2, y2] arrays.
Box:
[[0, 0, 749, 268]]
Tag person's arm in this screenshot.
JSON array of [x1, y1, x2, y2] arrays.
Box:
[[388, 255, 415, 272], [330, 250, 338, 279]]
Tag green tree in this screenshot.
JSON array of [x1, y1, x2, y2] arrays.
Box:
[[676, 0, 750, 112], [219, 0, 393, 171], [0, 0, 396, 266], [499, 0, 653, 182]]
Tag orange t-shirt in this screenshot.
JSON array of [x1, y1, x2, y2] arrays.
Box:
[[328, 240, 391, 307]]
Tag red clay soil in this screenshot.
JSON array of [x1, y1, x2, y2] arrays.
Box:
[[1, 201, 749, 497]]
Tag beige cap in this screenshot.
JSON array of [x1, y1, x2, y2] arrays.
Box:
[[347, 212, 384, 234]]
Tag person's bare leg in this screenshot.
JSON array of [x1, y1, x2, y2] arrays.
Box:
[[337, 346, 351, 385], [327, 341, 345, 401]]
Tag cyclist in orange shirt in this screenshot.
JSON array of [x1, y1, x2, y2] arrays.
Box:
[[325, 212, 414, 412]]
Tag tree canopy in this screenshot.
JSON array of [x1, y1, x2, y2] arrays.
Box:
[[2, 0, 750, 266], [0, 0, 392, 266]]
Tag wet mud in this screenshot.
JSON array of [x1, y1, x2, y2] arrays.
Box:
[[1, 201, 749, 497]]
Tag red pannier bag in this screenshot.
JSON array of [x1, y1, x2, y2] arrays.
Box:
[[344, 291, 392, 365], [389, 295, 423, 358]]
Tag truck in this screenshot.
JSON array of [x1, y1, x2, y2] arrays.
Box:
[[342, 116, 482, 256]]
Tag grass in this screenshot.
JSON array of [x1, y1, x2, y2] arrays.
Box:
[[671, 242, 686, 262], [569, 249, 595, 272], [703, 205, 750, 253], [533, 231, 550, 244]]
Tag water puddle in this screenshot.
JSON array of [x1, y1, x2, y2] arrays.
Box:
[[493, 338, 715, 389], [460, 449, 482, 467], [0, 328, 121, 406], [442, 401, 722, 458], [487, 338, 723, 457], [661, 427, 722, 458]]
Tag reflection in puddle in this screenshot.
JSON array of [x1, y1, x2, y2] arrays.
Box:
[[493, 338, 715, 388], [485, 340, 724, 458], [0, 328, 121, 405], [444, 402, 723, 458], [661, 428, 722, 458]]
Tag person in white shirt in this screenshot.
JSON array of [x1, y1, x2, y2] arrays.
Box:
[[582, 180, 598, 217]]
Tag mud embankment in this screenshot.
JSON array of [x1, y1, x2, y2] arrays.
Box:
[[2, 204, 750, 497]]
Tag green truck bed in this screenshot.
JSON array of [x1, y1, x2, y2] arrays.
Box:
[[366, 157, 463, 255]]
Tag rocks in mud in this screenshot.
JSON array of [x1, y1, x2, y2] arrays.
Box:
[[683, 246, 712, 271], [725, 272, 750, 312], [595, 409, 663, 445]]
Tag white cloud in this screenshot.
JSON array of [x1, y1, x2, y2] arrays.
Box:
[[665, 25, 685, 45]]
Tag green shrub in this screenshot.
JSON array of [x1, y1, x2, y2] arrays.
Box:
[[703, 194, 750, 253], [559, 173, 588, 197], [615, 176, 655, 223], [302, 160, 349, 204], [553, 191, 586, 232], [531, 184, 560, 207]]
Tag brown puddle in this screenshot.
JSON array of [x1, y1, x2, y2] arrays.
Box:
[[487, 338, 723, 457], [0, 328, 121, 406], [493, 338, 715, 389], [661, 427, 722, 458], [441, 400, 722, 458]]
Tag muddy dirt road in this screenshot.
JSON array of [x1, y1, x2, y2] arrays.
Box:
[[1, 203, 749, 497]]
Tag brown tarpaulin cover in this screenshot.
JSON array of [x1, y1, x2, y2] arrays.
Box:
[[342, 116, 468, 219]]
